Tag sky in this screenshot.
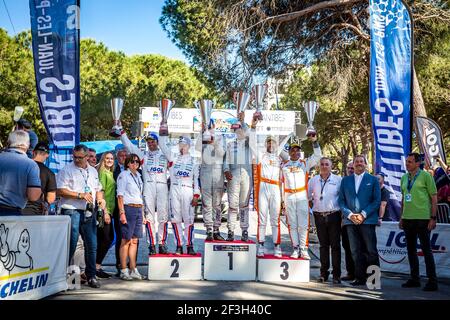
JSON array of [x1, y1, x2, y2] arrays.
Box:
[[0, 0, 188, 62]]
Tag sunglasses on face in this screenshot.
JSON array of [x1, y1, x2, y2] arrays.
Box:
[[130, 160, 140, 164]]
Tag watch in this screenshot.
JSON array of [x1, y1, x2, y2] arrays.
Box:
[[430, 216, 437, 221]]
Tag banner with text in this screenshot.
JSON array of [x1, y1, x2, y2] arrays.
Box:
[[369, 0, 413, 221], [29, 0, 80, 172], [415, 116, 447, 168], [0, 216, 70, 300]]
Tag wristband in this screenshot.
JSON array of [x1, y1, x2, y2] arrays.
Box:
[[430, 216, 437, 221], [77, 193, 81, 199]]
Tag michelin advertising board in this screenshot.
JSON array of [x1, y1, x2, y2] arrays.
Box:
[[0, 216, 70, 300]]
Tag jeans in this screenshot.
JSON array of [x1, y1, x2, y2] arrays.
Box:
[[403, 219, 437, 284], [314, 211, 342, 279], [62, 208, 97, 279], [347, 224, 379, 282]]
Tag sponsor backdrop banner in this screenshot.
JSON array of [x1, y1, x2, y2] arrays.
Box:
[[0, 216, 70, 300], [29, 0, 81, 172], [369, 0, 413, 221], [377, 222, 450, 278]]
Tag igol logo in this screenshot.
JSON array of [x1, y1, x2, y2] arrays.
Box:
[[150, 167, 163, 173], [379, 231, 446, 264], [176, 171, 190, 177]]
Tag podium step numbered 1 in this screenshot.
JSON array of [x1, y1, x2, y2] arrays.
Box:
[[204, 240, 256, 281], [257, 255, 310, 282], [148, 254, 202, 280]]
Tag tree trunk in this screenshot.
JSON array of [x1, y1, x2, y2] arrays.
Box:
[[412, 67, 427, 152]]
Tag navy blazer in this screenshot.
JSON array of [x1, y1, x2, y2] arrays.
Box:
[[338, 172, 381, 225]]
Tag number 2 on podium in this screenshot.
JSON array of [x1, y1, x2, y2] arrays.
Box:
[[228, 252, 233, 270], [171, 259, 180, 278]]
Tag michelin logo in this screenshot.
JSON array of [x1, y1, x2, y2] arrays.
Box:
[[0, 224, 49, 299]]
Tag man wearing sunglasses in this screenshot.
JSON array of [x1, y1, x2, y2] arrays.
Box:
[[57, 144, 106, 288], [118, 125, 170, 256]]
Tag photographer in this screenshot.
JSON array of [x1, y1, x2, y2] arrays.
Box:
[[56, 144, 106, 289]]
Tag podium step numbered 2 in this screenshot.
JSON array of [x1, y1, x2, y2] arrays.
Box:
[[148, 254, 202, 280]]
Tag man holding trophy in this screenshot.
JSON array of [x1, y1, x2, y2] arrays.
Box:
[[281, 101, 322, 259], [113, 98, 171, 255], [158, 100, 200, 255], [194, 100, 226, 241], [223, 91, 253, 242], [249, 84, 292, 257]]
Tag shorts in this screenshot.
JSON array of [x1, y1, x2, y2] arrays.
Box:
[[121, 205, 143, 240]]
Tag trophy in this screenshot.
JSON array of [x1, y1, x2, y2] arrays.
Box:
[[232, 91, 251, 129], [109, 98, 124, 137], [159, 98, 175, 136], [194, 99, 215, 141], [303, 100, 319, 136], [252, 84, 268, 121], [13, 106, 24, 122]]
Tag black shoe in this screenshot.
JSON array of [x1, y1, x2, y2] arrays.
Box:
[[213, 232, 225, 241], [341, 275, 355, 281], [206, 231, 214, 241], [333, 277, 342, 284], [87, 277, 101, 288], [226, 231, 234, 241], [402, 279, 421, 288], [423, 282, 438, 292], [317, 276, 328, 283], [96, 269, 111, 279], [187, 246, 196, 255], [241, 230, 248, 242], [158, 245, 168, 255], [350, 279, 366, 286], [175, 246, 183, 255], [149, 245, 157, 255], [80, 272, 87, 284]]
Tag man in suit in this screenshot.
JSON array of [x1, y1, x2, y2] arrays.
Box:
[[338, 155, 381, 286]]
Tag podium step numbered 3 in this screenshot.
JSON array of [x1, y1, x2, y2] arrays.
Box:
[[257, 255, 310, 282]]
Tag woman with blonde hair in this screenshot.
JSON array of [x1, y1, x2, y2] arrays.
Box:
[[95, 151, 115, 278]]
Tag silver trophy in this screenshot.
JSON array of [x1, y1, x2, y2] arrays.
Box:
[[252, 84, 268, 121], [195, 99, 215, 141], [232, 91, 251, 129], [303, 100, 319, 136], [159, 98, 175, 136], [109, 98, 124, 137]]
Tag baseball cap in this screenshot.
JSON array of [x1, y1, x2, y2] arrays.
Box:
[[265, 136, 276, 143], [34, 142, 49, 153], [145, 132, 159, 142], [288, 142, 301, 150], [178, 136, 191, 146], [18, 118, 32, 129]]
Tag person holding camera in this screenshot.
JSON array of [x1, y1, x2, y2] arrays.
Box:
[[57, 144, 106, 289]]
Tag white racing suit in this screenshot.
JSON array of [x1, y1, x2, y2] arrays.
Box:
[[195, 132, 226, 233], [251, 132, 291, 245], [281, 144, 322, 250], [223, 125, 253, 233], [159, 136, 200, 248], [120, 133, 169, 247]]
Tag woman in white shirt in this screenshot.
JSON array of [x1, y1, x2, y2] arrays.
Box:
[[116, 154, 145, 281]]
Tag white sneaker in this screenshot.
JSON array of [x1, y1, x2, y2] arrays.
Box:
[[257, 244, 265, 257], [300, 248, 311, 260], [274, 245, 282, 258], [130, 268, 143, 280], [120, 269, 132, 281], [290, 247, 299, 259]]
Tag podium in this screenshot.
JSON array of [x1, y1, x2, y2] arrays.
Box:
[[257, 255, 310, 282], [204, 240, 256, 281], [147, 253, 202, 280]]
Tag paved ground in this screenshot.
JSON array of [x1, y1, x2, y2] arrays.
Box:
[[49, 211, 450, 300]]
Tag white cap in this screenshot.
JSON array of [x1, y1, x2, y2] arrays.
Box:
[[178, 136, 191, 146]]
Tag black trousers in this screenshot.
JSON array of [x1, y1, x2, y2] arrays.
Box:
[[314, 211, 342, 278], [403, 219, 437, 284], [96, 221, 114, 265], [112, 206, 122, 270], [341, 224, 355, 277], [347, 224, 380, 282]]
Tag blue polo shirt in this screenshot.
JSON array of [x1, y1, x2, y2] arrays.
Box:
[[0, 148, 41, 210]]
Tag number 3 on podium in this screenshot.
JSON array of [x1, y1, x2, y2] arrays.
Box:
[[280, 261, 289, 280]]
